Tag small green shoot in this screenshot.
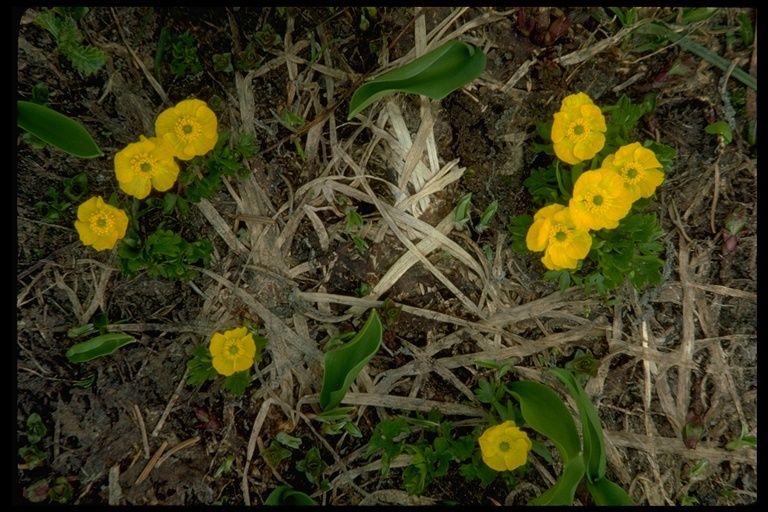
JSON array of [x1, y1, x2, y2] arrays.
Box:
[[725, 422, 757, 451], [705, 121, 733, 145], [453, 192, 472, 231], [167, 30, 202, 76], [296, 446, 328, 487], [474, 200, 498, 233]]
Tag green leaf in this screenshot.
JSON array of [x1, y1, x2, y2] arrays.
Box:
[[530, 455, 585, 505], [65, 333, 136, 363], [586, 476, 634, 505], [549, 368, 605, 482], [705, 121, 733, 144], [507, 380, 581, 462], [17, 101, 103, 158], [319, 309, 383, 410], [347, 40, 487, 120], [264, 485, 316, 505], [64, 43, 108, 77]]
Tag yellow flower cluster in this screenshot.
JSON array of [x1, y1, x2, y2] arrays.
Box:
[[478, 420, 532, 472], [116, 99, 218, 199], [74, 99, 218, 251], [209, 327, 256, 376], [526, 93, 665, 270]]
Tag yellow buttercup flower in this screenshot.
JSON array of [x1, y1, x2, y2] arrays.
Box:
[[209, 327, 256, 376], [155, 99, 218, 161], [114, 135, 180, 199], [569, 169, 633, 231], [478, 420, 532, 472], [551, 92, 607, 165], [601, 142, 664, 202], [526, 204, 592, 270], [74, 196, 129, 251]]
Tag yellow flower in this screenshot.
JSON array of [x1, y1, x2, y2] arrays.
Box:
[[155, 99, 218, 160], [114, 135, 180, 199], [526, 204, 592, 270], [478, 420, 532, 472], [601, 142, 664, 202], [209, 327, 256, 376], [74, 196, 129, 251], [569, 169, 633, 231], [551, 92, 607, 165]]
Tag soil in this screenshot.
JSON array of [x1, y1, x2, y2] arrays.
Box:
[[16, 7, 756, 506]]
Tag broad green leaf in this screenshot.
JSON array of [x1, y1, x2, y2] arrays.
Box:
[[264, 485, 315, 506], [549, 368, 606, 482], [347, 40, 487, 120], [319, 309, 383, 411], [507, 380, 581, 462], [65, 333, 136, 363], [586, 476, 634, 505], [530, 455, 585, 505], [17, 100, 103, 158]]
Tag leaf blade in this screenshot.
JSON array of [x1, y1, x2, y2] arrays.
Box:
[[17, 100, 103, 158], [65, 333, 137, 363], [347, 40, 486, 120]]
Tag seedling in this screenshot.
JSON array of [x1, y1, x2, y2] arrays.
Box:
[[166, 30, 202, 77], [296, 446, 328, 487], [453, 192, 472, 231], [474, 200, 499, 233], [34, 173, 89, 222]]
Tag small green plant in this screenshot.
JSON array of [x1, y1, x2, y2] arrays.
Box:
[[166, 30, 203, 76], [117, 227, 213, 281], [296, 446, 329, 489], [34, 7, 108, 77], [34, 173, 89, 222], [19, 414, 74, 504], [319, 308, 382, 411], [725, 422, 757, 451]]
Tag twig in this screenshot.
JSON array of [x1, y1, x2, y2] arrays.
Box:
[[135, 441, 168, 485], [133, 404, 151, 459], [156, 437, 201, 467], [242, 398, 276, 506], [151, 367, 189, 438], [109, 7, 172, 106]]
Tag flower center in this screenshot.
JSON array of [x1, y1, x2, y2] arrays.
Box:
[[223, 339, 244, 360], [583, 189, 608, 212], [566, 119, 590, 142], [499, 441, 510, 452], [550, 225, 572, 245], [89, 211, 114, 236], [175, 115, 202, 144], [132, 154, 157, 177], [620, 163, 643, 184]]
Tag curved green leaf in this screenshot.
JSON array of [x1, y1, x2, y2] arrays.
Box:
[[507, 380, 581, 462], [264, 485, 315, 505], [319, 309, 382, 411], [66, 333, 136, 363], [587, 476, 634, 505], [347, 40, 487, 120], [17, 100, 103, 158], [549, 368, 605, 482], [530, 455, 585, 506]]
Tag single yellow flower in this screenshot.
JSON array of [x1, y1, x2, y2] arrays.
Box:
[[601, 142, 664, 202], [569, 169, 633, 231], [478, 420, 532, 472], [526, 204, 592, 270], [114, 135, 180, 199], [209, 327, 256, 376], [74, 196, 129, 251], [551, 92, 607, 165], [155, 99, 218, 160]]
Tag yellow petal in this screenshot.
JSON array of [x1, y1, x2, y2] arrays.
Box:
[[209, 332, 227, 357]]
